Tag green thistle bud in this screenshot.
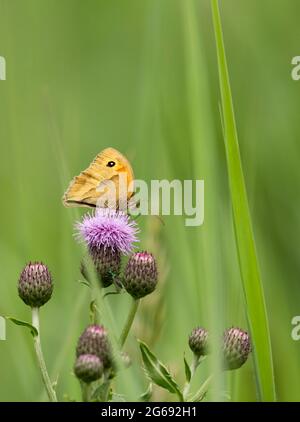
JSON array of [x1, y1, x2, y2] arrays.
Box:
[[18, 262, 53, 308], [123, 252, 158, 299], [74, 354, 103, 383], [188, 327, 209, 357], [223, 327, 251, 370], [76, 325, 112, 369], [81, 246, 121, 288]]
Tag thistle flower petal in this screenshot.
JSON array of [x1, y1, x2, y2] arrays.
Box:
[[76, 208, 139, 254]]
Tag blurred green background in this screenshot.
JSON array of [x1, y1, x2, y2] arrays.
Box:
[[0, 0, 300, 401]]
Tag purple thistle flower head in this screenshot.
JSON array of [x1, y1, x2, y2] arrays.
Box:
[[76, 208, 139, 255]]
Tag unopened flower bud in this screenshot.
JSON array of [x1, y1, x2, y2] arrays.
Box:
[[18, 262, 53, 308], [223, 327, 251, 370], [188, 327, 209, 357], [74, 354, 103, 383], [82, 246, 121, 288], [76, 324, 112, 369], [123, 252, 158, 299]]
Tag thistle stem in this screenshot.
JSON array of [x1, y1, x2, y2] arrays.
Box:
[[103, 369, 113, 402], [31, 307, 58, 402], [119, 298, 140, 348], [81, 382, 92, 402], [183, 355, 201, 401]]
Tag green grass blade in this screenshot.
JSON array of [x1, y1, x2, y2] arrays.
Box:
[[211, 0, 276, 401]]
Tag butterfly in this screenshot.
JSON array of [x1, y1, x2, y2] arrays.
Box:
[[62, 147, 134, 209]]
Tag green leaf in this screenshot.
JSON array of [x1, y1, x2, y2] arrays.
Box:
[[103, 291, 121, 299], [191, 392, 206, 402], [106, 387, 113, 402], [190, 374, 213, 402], [140, 383, 153, 402], [89, 299, 101, 324], [78, 279, 90, 288], [89, 299, 97, 324], [184, 355, 191, 383], [211, 0, 276, 401], [6, 316, 38, 337], [91, 382, 108, 402], [138, 340, 183, 400]]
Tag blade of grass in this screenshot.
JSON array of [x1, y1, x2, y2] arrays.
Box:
[[211, 0, 276, 401]]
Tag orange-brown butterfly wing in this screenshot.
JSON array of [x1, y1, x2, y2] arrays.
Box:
[[62, 147, 134, 208]]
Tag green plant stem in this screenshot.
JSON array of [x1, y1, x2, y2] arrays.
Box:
[[177, 391, 184, 402], [119, 298, 140, 348], [31, 307, 58, 402], [183, 355, 200, 400], [81, 382, 92, 402], [103, 369, 113, 402], [190, 374, 213, 402]]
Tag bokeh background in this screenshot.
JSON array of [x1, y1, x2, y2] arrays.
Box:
[[0, 0, 300, 401]]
